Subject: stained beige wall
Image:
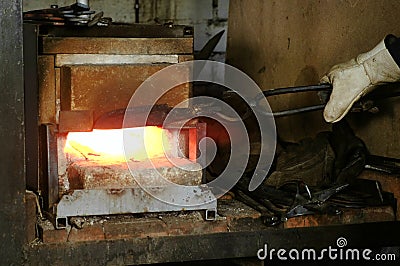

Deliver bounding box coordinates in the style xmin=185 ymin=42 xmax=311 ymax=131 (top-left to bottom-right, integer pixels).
xmin=227 ymin=0 xmax=400 ymax=157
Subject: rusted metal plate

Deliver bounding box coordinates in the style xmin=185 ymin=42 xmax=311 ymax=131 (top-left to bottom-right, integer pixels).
xmin=55 ymin=54 xmax=179 ymax=67
xmin=38 ymin=55 xmax=56 ymax=124
xmin=157 ymin=212 xmax=227 ymax=236
xmin=59 ymin=110 xmax=93 ymax=133
xmin=67 ymin=158 xmax=202 ymax=189
xmin=60 ymin=64 xmax=190 ymax=121
xmin=103 ymin=217 xmax=168 ymax=240
xmin=284 ymin=206 xmax=395 ymax=229
xmin=41 ymin=37 xmax=193 ymax=55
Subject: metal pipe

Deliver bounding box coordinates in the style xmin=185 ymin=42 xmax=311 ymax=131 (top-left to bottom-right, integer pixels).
xmin=272 ymin=104 xmax=326 ymax=117
xmin=249 ymin=83 xmax=332 ymax=107
xmin=262 ymin=83 xmax=332 ymax=97
xmin=135 ymin=0 xmax=140 ymax=23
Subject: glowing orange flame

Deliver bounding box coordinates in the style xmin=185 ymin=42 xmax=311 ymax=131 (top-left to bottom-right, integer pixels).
xmin=65 ymin=126 xmax=172 ymax=163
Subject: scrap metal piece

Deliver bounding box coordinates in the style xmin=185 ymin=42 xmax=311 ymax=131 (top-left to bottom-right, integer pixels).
xmin=23 ymin=2 xmax=95 ymax=26
xmin=88 ymin=11 xmax=103 ymax=27
xmin=312 ymin=183 xmax=350 ymax=203
xmin=195 ymin=30 xmax=225 ymax=60
xmin=284 ymin=182 xmax=349 ymax=219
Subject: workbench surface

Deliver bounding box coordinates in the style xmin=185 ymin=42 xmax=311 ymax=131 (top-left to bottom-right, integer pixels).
xmin=26 ymin=198 xmax=399 ymax=265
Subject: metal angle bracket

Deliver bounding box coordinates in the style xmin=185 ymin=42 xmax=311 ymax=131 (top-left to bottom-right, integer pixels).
xmin=54 ymin=185 xmax=217 ymax=229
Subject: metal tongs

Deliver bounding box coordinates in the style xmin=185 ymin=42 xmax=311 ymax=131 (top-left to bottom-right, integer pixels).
xmin=107 ymin=83 xmax=400 ymax=126
xmin=223 ymin=82 xmax=400 ymax=119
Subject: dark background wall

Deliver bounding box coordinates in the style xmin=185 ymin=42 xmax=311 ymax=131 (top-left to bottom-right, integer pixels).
xmin=227 ymin=0 xmax=400 ymax=157
xmin=0 ymin=0 xmax=26 ymax=265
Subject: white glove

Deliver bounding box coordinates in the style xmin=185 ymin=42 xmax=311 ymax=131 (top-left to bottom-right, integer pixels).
xmin=321 ymin=38 xmax=400 ymax=123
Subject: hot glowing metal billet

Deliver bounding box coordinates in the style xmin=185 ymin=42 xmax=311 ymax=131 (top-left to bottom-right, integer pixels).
xmin=65 ymin=126 xmax=172 ymax=163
